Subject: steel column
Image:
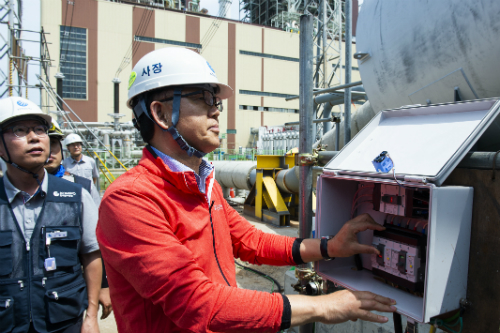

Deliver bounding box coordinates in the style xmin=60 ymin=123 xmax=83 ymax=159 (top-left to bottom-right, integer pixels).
xmin=298 ymin=13 xmax=314 ymax=333
xmin=344 ymin=0 xmax=352 ymax=144
xmin=55 ymin=73 xmax=65 ymax=123
xmin=112 ymin=78 xmax=121 ymax=114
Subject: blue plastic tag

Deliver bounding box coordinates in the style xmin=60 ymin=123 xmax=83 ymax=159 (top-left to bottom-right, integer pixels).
xmin=372 ymin=151 xmax=394 ymax=173
xmin=44 ymin=258 xmax=57 ymax=271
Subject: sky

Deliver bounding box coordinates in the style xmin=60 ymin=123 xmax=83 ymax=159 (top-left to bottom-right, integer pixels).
xmin=200 ymin=0 xmax=241 ymax=20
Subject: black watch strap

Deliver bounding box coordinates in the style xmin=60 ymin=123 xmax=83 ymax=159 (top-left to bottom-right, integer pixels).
xmin=320 ymin=237 xmax=335 ymax=261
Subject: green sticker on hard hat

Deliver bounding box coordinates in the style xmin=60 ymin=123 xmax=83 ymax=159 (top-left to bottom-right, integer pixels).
xmin=128 ymin=71 xmax=137 ymax=90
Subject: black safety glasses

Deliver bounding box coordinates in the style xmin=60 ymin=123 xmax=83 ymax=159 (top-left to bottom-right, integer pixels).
xmin=160 ymin=90 xmax=223 ymax=112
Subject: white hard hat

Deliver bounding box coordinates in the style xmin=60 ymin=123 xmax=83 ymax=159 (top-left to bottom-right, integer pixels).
xmin=64 ymin=133 xmax=83 ymax=146
xmin=0 ymin=97 xmax=52 ymax=126
xmin=126 ymin=47 xmax=233 ymax=108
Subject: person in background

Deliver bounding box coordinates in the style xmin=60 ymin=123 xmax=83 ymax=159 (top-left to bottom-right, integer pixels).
xmin=62 ymin=133 xmax=99 ymax=185
xmin=0 ymin=96 xmax=101 ymax=333
xmin=45 ymin=124 xmax=100 ymax=207
xmin=45 ymin=122 xmax=112 ymax=320
xmin=97 ymin=48 xmax=396 ymax=333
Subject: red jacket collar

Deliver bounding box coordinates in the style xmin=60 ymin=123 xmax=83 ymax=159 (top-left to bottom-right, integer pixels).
xmin=138 ymin=146 xmax=214 ymax=196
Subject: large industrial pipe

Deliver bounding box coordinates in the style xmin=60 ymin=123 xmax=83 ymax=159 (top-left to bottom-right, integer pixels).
xmin=211 ymin=161 xmax=257 ymax=191
xmin=313 ymin=86 xmax=366 ymax=105
xmin=276 ymin=167 xmax=299 ymax=194
xmin=356 ymin=0 xmax=500 ymax=113
xmin=314 ymin=100 xmax=377 ymax=151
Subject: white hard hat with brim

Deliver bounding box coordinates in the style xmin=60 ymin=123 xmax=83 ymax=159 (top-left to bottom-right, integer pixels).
xmin=0 ymin=97 xmax=52 ymax=127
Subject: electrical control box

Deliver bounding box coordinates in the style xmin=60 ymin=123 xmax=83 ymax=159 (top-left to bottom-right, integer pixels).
xmin=315 ymin=99 xmax=500 ymax=323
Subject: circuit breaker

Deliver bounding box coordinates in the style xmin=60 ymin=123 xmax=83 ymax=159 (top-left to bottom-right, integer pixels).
xmin=315 ymin=99 xmax=500 ymax=323
xmin=378 ymin=184 xmax=406 ymax=215
xmin=371 ymin=226 xmax=425 ymax=291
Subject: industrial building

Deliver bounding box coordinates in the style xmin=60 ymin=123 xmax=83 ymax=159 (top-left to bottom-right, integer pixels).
xmin=37 ymin=0 xmax=360 ymax=150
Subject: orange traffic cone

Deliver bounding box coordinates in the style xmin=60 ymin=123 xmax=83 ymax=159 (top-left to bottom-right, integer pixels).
xmin=230 ymin=188 xmax=235 ymax=198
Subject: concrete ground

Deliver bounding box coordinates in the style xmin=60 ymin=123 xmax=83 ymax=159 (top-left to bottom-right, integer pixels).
xmin=97 ymin=208 xmax=298 ymax=333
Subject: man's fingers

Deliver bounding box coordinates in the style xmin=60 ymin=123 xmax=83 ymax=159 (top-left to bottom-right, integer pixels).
xmin=359 ymin=299 xmax=397 ymax=313
xmin=355 ymin=291 xmax=396 ymax=306
xmin=353 ymin=219 xmax=385 ymax=233
xmin=356 ymin=310 xmax=390 ymax=323
xmin=353 ymin=243 xmax=381 ymax=255
xmin=372 ymin=294 xmax=397 ymax=306
xmin=100 ymin=305 xmax=112 ymax=320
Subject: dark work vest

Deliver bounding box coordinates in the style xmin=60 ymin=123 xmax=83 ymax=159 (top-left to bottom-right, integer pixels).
xmin=72 ymin=175 xmax=91 ymax=195
xmin=0 ymin=174 xmax=88 ymax=333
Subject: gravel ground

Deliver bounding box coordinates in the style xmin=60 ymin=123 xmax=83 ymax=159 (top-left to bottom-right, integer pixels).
xmin=98 ymin=207 xmax=299 ymax=332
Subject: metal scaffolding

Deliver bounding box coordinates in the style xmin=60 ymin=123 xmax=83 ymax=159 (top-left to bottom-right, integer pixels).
xmin=0 ymin=1 xmax=53 ymax=109
xmin=312 ymin=0 xmax=345 ymax=140
xmin=239 ymin=0 xmax=356 ymax=141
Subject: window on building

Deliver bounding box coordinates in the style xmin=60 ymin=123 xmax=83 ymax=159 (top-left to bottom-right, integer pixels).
xmin=239 ymin=89 xmax=296 ymax=99
xmin=135 ymin=35 xmax=202 ymax=50
xmin=59 ymin=26 xmax=87 ymax=99
xmin=239 ymin=104 xmax=299 ymax=113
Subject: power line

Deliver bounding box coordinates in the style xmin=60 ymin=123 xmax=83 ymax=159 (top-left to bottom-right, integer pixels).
xmin=131 ymin=8 xmax=153 ymax=61
xmin=57 ymin=0 xmax=70 ymax=72
xmin=200 ymin=1 xmax=233 ymax=53
xmin=61 ymin=1 xmax=75 ymax=65
xmin=115 ymin=7 xmax=153 ymax=77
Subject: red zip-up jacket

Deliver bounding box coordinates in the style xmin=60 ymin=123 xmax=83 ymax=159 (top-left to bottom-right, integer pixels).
xmin=97 ymin=147 xmax=299 ymax=332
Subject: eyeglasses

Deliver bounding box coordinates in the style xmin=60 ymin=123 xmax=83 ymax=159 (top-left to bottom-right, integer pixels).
xmin=160 ymin=90 xmax=223 ymax=112
xmin=5 ymin=124 xmax=49 ymax=138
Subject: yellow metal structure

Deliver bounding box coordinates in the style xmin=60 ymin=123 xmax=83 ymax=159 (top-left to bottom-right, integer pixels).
xmin=245 ymin=153 xmax=298 ymax=226
xmin=255 ymin=170 xmax=263 ymax=219
xmin=256 ymin=154 xmax=295 ymax=169
xmin=262 ymin=176 xmax=289 ymax=213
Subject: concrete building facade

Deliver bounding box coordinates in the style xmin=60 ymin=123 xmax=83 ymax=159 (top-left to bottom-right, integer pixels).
xmin=41 ymin=0 xmax=359 ymax=149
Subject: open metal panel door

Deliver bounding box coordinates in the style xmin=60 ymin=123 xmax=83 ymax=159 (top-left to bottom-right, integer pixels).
xmin=324 ymin=98 xmax=500 ymax=186
xmin=424 ymin=185 xmax=473 ymax=322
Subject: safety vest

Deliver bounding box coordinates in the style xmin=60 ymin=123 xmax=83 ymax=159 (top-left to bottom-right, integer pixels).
xmin=0 ymin=174 xmax=87 ymax=333
xmin=73 ymin=174 xmax=91 ymax=194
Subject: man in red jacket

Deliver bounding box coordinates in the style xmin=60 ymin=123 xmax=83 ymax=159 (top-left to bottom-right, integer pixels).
xmin=96 ymin=47 xmax=396 ymax=333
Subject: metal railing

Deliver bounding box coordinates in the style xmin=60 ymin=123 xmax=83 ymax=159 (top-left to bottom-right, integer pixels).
xmin=206 ymin=148 xmax=288 ymax=161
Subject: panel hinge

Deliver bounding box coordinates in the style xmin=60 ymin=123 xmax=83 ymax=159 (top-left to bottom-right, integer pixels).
xmin=404 ymin=175 xmax=428 ymax=184
xmin=295 ymin=153 xmax=318 ymax=166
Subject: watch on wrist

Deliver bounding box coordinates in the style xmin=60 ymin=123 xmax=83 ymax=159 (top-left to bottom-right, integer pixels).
xmin=320 ymin=236 xmax=335 ymax=261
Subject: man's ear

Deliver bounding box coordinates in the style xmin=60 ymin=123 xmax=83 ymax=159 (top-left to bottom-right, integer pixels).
xmin=150 ymin=101 xmax=171 ymax=130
